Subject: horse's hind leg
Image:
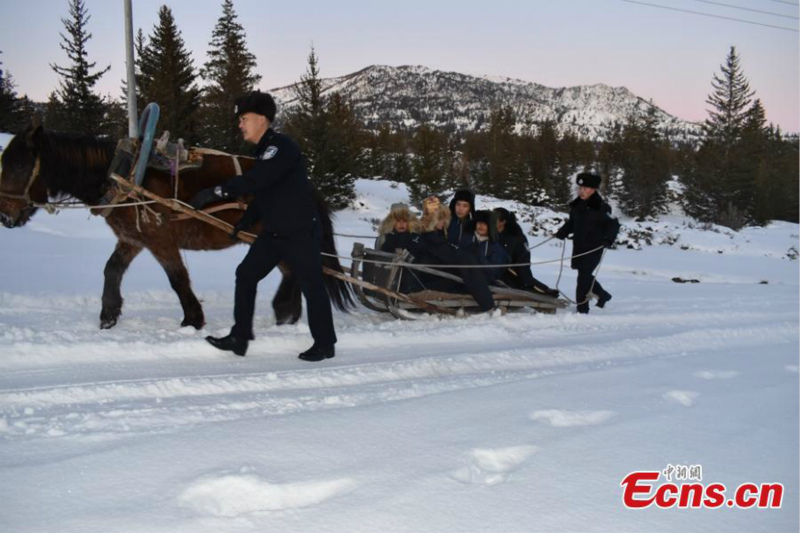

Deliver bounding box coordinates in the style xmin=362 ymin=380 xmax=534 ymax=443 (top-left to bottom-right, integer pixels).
xmin=149 ymin=244 xmax=205 ymax=329
xmin=273 ymin=271 xmax=302 ymax=325
xmin=100 ymin=240 xmax=143 ymax=329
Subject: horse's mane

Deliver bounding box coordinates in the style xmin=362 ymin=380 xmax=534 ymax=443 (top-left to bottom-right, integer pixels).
xmin=39 ymin=131 xmax=116 ymax=204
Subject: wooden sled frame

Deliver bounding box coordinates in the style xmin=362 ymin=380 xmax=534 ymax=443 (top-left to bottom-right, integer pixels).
xmin=350 ymin=242 xmax=567 ymax=320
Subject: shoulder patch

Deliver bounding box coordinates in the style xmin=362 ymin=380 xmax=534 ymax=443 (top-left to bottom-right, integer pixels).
xmin=261 ymin=145 xmax=279 ymax=160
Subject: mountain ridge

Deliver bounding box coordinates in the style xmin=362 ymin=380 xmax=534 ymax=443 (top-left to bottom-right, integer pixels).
xmin=269 ymin=64 xmax=701 ymax=142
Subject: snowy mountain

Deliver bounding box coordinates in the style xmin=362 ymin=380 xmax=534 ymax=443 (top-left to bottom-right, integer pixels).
xmin=270 ymin=65 xmax=701 ymax=142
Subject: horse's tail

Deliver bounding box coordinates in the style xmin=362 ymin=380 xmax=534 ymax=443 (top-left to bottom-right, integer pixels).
xmin=314 ymin=191 xmax=356 ymax=312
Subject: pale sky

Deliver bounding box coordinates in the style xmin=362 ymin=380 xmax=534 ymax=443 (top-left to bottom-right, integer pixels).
xmin=1 ymin=0 xmax=798 ymax=131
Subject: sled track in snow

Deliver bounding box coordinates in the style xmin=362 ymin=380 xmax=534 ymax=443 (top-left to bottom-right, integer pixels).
xmin=1 ymin=320 xmax=796 ymax=442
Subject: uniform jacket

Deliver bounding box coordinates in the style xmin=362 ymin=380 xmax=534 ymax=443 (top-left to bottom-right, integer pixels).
xmin=222 ymin=128 xmax=317 ymax=237
xmin=555 ymin=192 xmax=620 ymax=270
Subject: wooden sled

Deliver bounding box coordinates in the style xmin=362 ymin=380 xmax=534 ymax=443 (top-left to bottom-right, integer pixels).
xmin=350 ymin=242 xmax=568 ymax=320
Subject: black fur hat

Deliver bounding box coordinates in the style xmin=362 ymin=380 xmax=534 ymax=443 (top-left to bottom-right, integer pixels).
xmin=492 ymin=207 xmax=523 ymax=237
xmin=576 ymin=172 xmax=601 ymax=189
xmin=234 ymin=91 xmax=277 ymax=122
xmin=474 ymin=210 xmax=499 ymax=241
xmin=449 ymin=189 xmax=476 ymax=216
xmin=473 ymin=210 xmax=491 ymax=225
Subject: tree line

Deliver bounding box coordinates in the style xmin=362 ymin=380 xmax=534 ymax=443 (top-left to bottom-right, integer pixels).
xmin=0 ymin=0 xmax=796 ymax=225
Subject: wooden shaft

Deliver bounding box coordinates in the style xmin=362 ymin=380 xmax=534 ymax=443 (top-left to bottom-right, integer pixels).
xmin=110 ymin=173 xmax=256 ymax=242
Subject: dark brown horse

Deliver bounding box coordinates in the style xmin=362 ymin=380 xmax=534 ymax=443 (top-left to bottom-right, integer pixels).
xmin=0 ymin=124 xmax=353 ymax=329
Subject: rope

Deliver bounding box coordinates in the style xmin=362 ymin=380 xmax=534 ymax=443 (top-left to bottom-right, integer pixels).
xmin=334 ymin=232 xmax=558 ymax=251
xmin=552 ymin=240 xmax=607 ymax=306
xmin=527 ymin=235 xmax=555 ymax=250
xmin=321 ymin=244 xmax=606 ymax=269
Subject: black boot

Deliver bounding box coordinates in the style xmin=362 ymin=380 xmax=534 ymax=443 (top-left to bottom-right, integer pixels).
xmin=298 ymin=344 xmax=335 ymax=362
xmin=596 ymin=292 xmax=612 ymax=309
xmin=206 ymin=334 xmax=249 ymax=356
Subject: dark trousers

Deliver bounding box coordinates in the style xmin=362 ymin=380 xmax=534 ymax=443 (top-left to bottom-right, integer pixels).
xmin=231 ymin=227 xmax=336 ymax=346
xmin=504 ymin=266 xmax=554 ymax=294
xmin=576 ymin=267 xmax=610 ymax=313
xmin=424 ymin=267 xmax=495 ymax=312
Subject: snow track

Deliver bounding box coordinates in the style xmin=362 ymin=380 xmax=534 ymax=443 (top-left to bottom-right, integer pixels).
xmin=2 ymin=301 xmax=795 ymax=442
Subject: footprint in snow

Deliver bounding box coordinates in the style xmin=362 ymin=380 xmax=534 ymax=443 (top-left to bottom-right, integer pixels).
xmin=693 ymin=370 xmax=740 ymax=380
xmin=529 ymin=409 xmax=616 ymax=427
xmin=663 ymin=390 xmax=700 ymax=407
xmin=450 ymin=445 xmax=538 ymax=486
xmin=178 ymin=472 xmax=358 ymax=517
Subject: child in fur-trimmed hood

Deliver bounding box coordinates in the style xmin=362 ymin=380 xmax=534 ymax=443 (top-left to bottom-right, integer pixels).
xmin=377 ymin=203 xmax=421 ymax=253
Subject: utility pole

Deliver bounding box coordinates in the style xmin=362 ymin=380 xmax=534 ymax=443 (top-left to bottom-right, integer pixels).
xmin=124 ymin=0 xmax=138 ymax=137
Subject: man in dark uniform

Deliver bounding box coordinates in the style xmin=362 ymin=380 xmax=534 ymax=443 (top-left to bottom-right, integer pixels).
xmin=189 ymin=91 xmax=336 ymax=361
xmin=555 ymin=172 xmax=620 ymax=314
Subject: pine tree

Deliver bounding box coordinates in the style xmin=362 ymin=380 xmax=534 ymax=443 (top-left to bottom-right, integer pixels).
xmin=314 ymin=92 xmax=363 ymax=208
xmin=199 ymin=0 xmax=260 ymax=152
xmin=118 ymin=29 xmax=147 ymax=114
xmin=15 ymin=95 xmax=37 ymax=130
xmin=284 ymin=46 xmax=362 ymax=209
xmin=0 ymin=51 xmax=22 ymax=132
xmin=485 ymin=105 xmax=516 ymax=197
xmin=766 ymin=131 xmax=799 ymax=223
xmin=704 ymin=46 xmax=754 ymax=147
xmin=538 ymin=120 xmax=571 ymax=208
xmin=615 ymin=105 xmax=671 ymax=220
xmin=137 ymin=6 xmax=202 ymax=143
xmin=508 ymin=133 xmax=547 ymax=206
xmin=285 ymin=46 xmax=327 ymax=177
xmin=684 ymin=47 xmax=756 ymax=228
xmin=408 ymin=123 xmax=448 ymax=205
xmin=49 ymin=0 xmax=110 ymax=134
xmin=365 ymin=123 xmax=391 ymax=178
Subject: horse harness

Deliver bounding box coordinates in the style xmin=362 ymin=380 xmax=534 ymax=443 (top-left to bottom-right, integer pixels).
xmin=0 ymin=143 xmax=248 ymax=227
xmin=0 ymin=156 xmax=41 ymax=204
xmin=99 ymin=146 xmax=250 ymax=221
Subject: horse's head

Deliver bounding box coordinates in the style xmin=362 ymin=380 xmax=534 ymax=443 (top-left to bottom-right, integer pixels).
xmin=0 ymin=125 xmax=44 ymax=228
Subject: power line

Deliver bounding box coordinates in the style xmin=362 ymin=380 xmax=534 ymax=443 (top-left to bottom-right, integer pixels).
xmin=691 ymin=0 xmax=798 ymax=19
xmin=765 ymin=0 xmax=798 ymax=7
xmin=620 ymin=0 xmax=799 ymax=32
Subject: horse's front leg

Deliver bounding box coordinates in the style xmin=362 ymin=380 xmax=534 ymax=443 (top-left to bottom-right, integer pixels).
xmin=100 ymin=240 xmax=143 ymax=329
xmin=273 ymin=263 xmax=302 ymax=325
xmin=148 ymin=244 xmax=205 ymax=329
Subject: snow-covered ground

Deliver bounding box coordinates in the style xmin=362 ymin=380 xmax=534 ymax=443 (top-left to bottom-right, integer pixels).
xmin=1 ymin=132 xmax=798 ymax=532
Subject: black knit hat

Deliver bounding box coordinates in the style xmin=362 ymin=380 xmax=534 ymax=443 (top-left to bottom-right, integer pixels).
xmin=234 ymin=91 xmax=277 ymax=122
xmin=576 ymin=172 xmax=601 ymax=189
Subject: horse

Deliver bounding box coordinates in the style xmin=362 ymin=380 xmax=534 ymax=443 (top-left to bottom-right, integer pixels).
xmin=0 ymin=124 xmax=354 ymax=329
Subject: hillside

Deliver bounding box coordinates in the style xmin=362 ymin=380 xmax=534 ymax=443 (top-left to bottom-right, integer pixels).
xmin=271 ymin=65 xmax=701 ymax=142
